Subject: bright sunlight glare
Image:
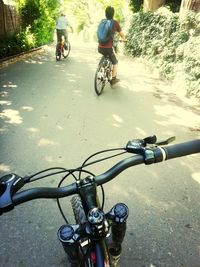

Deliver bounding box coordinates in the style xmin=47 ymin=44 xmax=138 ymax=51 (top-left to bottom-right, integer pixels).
xmin=0 ymin=109 xmax=23 ymax=124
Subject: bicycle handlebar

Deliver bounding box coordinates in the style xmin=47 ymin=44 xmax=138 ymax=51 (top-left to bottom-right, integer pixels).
xmin=12 ymin=155 xmax=144 ymax=206
xmin=162 ymin=140 xmax=200 ymax=160
xmin=2 ymin=139 xmax=200 ymax=212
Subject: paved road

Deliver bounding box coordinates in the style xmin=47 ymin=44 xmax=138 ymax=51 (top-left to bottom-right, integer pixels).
xmin=0 ymin=40 xmax=200 ymax=267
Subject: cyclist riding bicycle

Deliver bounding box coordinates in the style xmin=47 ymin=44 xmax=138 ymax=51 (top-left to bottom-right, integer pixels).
xmin=56 ymin=12 xmax=73 ymax=52
xmin=97 ymin=6 xmax=126 ymax=86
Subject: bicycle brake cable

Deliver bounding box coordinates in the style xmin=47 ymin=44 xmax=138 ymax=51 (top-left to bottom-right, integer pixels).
xmin=78 ymin=148 xmax=127 ymax=180
xmin=24 ymin=167 xmax=70 ymax=183
xmin=56 ymin=170 xmax=78 ymax=224
xmin=57 ymin=169 xmax=96 ymax=223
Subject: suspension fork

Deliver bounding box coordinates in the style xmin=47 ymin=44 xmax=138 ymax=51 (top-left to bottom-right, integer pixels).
xmin=105 ymin=203 xmax=129 ymax=267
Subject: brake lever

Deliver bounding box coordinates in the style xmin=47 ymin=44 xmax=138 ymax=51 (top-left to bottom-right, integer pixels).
xmin=126 ymin=135 xmax=176 ymax=165
xmin=143 ymin=135 xmax=157 ymax=145
xmin=126 ymin=135 xmax=157 ymax=153
xmin=156 ymin=136 xmax=176 ymax=146
xmin=0 ymin=174 xmax=25 ymax=214
xmin=126 ymin=135 xmax=176 ymax=152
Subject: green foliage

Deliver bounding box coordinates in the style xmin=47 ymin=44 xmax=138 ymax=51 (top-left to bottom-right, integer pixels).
xmin=125 ymin=9 xmax=200 ymax=97
xmin=129 ymin=0 xmax=143 ymax=12
xmin=181 ymin=36 xmax=200 ymax=97
xmin=19 ymin=0 xmax=40 ymax=27
xmin=0 ymin=27 xmax=36 ymax=59
xmin=1 ymin=0 xmax=60 ymax=58
xmin=126 ymin=11 xmax=181 ymax=59
xmin=63 ymin=0 xmax=129 ymax=42
xmin=18 ymin=0 xmax=59 ymax=45
xmin=64 ymin=0 xmax=126 ymax=29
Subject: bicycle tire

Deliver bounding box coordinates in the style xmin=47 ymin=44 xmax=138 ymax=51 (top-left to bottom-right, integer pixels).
xmin=63 ymin=41 xmax=71 ymax=59
xmin=71 ymin=195 xmax=87 ymax=224
xmin=94 ymin=64 xmax=106 ymax=96
xmin=56 ymin=50 xmax=61 ymax=61
xmin=71 ymin=196 xmax=94 ymax=267
xmin=71 ymin=196 xmax=111 ymax=267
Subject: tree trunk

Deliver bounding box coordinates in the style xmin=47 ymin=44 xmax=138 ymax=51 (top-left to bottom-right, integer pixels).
xmin=143 ymin=0 xmax=166 ymax=11
xmin=180 ymin=0 xmax=200 ymax=13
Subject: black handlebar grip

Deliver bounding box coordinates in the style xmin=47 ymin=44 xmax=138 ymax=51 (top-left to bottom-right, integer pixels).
xmin=163 ymin=139 xmax=200 ymax=160
xmin=0 ymin=174 xmax=25 ymax=213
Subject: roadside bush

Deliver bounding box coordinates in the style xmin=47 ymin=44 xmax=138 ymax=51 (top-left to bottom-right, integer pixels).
xmin=32 ymin=16 xmax=55 ymax=46
xmin=0 ymin=27 xmax=36 ymax=59
xmin=181 ymin=36 xmax=200 ymax=97
xmin=125 ymin=9 xmax=200 ymax=98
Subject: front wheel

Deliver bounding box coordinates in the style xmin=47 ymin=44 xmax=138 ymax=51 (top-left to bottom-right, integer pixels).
xmin=94 ymin=64 xmax=106 ymax=96
xmin=71 ymin=195 xmax=86 ymax=224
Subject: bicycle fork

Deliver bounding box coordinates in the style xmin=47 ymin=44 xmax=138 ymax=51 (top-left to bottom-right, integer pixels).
xmin=107 ymin=203 xmax=128 ymax=267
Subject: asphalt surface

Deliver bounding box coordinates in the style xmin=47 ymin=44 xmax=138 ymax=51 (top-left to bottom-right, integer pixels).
xmin=0 ymin=39 xmax=200 ymax=267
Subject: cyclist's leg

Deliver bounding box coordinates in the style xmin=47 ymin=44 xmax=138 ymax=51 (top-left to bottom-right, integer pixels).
xmin=108 ymin=49 xmax=118 ymax=78
xmin=56 ymin=29 xmax=60 ymax=43
xmin=56 ymin=30 xmax=62 ymax=50
xmin=98 ymin=47 xmax=107 ymax=61
xmin=98 ymin=47 xmax=113 ymax=67
xmin=107 ymin=49 xmax=120 ymax=85
xmin=63 ymin=29 xmax=68 ymax=49
xmin=99 ymin=47 xmax=118 ymax=75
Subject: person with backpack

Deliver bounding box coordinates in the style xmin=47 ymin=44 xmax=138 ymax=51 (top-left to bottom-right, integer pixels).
xmin=97 ymin=6 xmax=126 ymax=85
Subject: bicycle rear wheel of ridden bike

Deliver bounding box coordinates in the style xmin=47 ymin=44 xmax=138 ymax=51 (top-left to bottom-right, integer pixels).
xmin=94 ymin=63 xmax=106 ymax=96
xmin=63 ymin=41 xmax=71 ymax=59
xmin=56 ymin=49 xmax=61 ymax=61
xmin=71 ymin=196 xmax=94 ymax=267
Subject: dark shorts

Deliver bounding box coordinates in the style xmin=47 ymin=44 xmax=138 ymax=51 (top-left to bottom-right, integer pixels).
xmin=98 ymin=47 xmax=118 ymax=65
xmin=56 ymin=29 xmax=68 ymax=43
